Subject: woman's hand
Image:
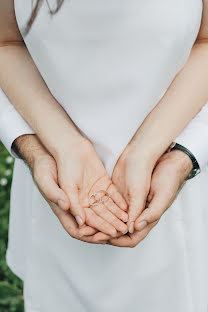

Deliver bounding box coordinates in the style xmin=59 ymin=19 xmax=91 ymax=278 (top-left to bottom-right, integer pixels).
xmin=108 ymin=147 xmax=193 ymax=247
xmin=33 ymin=153 xmax=108 ymax=244
xmin=55 ymin=138 xmax=128 ymax=237
xmin=111 ymin=141 xmax=154 ymax=234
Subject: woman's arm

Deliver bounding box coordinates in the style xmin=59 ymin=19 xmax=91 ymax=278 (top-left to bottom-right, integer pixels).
xmin=0 ymin=0 xmax=84 ymax=159
xmin=130 ymin=0 xmax=208 ymax=166
xmin=0 ymin=0 xmax=128 ymax=236
xmin=111 ymin=0 xmax=208 ymax=236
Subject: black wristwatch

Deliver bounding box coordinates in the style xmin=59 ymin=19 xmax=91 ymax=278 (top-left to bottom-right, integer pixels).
xmin=167 ymin=142 xmax=201 ymax=180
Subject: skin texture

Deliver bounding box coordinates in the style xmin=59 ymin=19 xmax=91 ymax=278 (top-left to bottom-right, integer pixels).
xmin=109 ymin=150 xmax=193 ymax=247
xmin=14 ymin=134 xmax=193 ymax=247
xmin=0 ymin=1 xmax=128 ymax=233
xmin=14 ymin=134 xmax=128 ymax=242
xmin=1 ymin=0 xmax=208 ymax=247
xmin=54 ymin=138 xmax=128 ymax=236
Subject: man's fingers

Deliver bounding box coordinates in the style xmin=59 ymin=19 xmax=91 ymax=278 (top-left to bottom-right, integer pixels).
xmin=110 ymin=222 xmax=157 ymax=247
xmin=65 ymin=186 xmax=86 ymax=226
xmin=51 ymin=203 xmax=80 ymax=238
xmin=36 ymin=173 xmax=70 ymax=211
xmin=92 ymin=232 xmax=111 ymax=241
xmin=80 ymin=235 xmax=107 ymax=245
xmin=51 ymin=205 xmax=106 ymax=244
xmin=134 ymin=194 xmax=168 ymax=231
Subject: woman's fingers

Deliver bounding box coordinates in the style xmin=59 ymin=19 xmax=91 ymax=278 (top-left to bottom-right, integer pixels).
xmin=104 ymin=198 xmax=128 ymax=222
xmin=92 ymin=204 xmax=128 ymax=234
xmin=127 ymin=187 xmax=148 ymax=234
xmin=107 ymin=184 xmax=128 ymax=211
xmin=85 ymin=208 xmax=118 ymax=237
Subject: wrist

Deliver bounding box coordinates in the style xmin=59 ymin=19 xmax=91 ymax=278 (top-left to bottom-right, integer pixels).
xmin=126 ymin=139 xmax=160 ymax=168
xmin=159 ymin=149 xmax=194 ymax=180
xmin=54 ymin=135 xmax=92 ymax=162
xmin=13 ymin=134 xmax=51 ymax=170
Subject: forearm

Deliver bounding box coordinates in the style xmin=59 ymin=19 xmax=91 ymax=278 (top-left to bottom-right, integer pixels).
xmin=131 ymin=41 xmax=208 ymax=164
xmin=0 ymin=43 xmax=84 ymax=158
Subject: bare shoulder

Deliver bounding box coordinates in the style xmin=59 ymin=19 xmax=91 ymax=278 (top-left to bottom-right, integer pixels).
xmin=0 ymin=0 xmax=23 ymax=44
xmin=196 ymin=0 xmax=208 ymax=41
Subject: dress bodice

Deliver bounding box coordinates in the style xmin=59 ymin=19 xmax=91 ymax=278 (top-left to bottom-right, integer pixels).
xmin=14 ymin=0 xmax=202 ymax=175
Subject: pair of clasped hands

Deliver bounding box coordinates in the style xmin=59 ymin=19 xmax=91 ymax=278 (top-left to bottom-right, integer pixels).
xmin=31 ymin=135 xmax=192 ymax=248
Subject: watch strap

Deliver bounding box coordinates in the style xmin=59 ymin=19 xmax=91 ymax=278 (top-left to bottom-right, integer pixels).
xmin=168 ymin=142 xmax=201 ymax=179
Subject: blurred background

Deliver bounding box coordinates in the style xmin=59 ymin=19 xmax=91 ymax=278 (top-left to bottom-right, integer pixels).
xmin=0 ymin=142 xmax=24 ymax=312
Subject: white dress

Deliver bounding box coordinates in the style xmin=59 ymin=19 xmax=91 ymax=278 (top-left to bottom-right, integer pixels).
xmin=5 ymin=0 xmax=208 ymax=311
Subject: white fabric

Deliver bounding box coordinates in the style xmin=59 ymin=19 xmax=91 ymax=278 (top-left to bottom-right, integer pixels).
xmin=0 ymin=2 xmax=207 ymax=170
xmin=4 ymin=0 xmax=208 ymax=311
xmin=0 ymin=88 xmax=35 ymax=158
xmin=174 ymin=101 xmax=208 ymax=171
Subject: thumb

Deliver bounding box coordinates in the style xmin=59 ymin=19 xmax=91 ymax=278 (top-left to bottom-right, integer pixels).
xmin=134 ymin=194 xmax=169 ymax=231
xmin=65 ymin=186 xmax=86 ymax=227
xmin=35 ymin=174 xmax=70 ymax=211
xmin=128 ymin=188 xmax=149 ymax=234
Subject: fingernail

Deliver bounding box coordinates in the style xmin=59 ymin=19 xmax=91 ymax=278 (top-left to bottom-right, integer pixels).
xmin=137 ymin=220 xmax=148 ymax=232
xmin=99 ymin=241 xmax=107 ymax=245
xmin=123 ymin=215 xmax=129 ymax=222
xmin=121 ymin=224 xmax=128 ymax=234
xmin=111 ymin=229 xmax=118 ymax=237
xmin=58 ymin=199 xmax=65 ymax=208
xmin=129 ymin=221 xmax=135 ymax=234
xmin=75 ymin=216 xmax=84 ymax=226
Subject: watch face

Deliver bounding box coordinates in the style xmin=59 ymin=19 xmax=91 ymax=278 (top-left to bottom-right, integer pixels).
xmin=187 ymin=168 xmax=201 ymax=180
xmin=195 ymin=168 xmax=201 ymax=176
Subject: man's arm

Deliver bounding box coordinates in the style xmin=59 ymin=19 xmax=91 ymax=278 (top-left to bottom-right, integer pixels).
xmin=174 ymin=101 xmax=208 ymax=172
xmin=0 ymin=87 xmax=35 ymax=158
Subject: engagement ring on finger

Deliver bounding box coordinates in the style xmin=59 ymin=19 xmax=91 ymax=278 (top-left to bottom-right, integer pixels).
xmin=89 ymin=190 xmax=110 ymax=207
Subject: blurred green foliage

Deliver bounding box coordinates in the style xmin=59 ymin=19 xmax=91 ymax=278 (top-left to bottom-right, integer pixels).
xmin=0 ymin=142 xmax=24 ymax=312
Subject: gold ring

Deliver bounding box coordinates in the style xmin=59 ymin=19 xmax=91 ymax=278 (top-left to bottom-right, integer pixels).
xmin=89 ymin=190 xmax=110 ymax=207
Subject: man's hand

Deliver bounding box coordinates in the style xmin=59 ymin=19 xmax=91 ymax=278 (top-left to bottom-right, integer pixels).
xmin=109 ymin=149 xmax=193 ymax=247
